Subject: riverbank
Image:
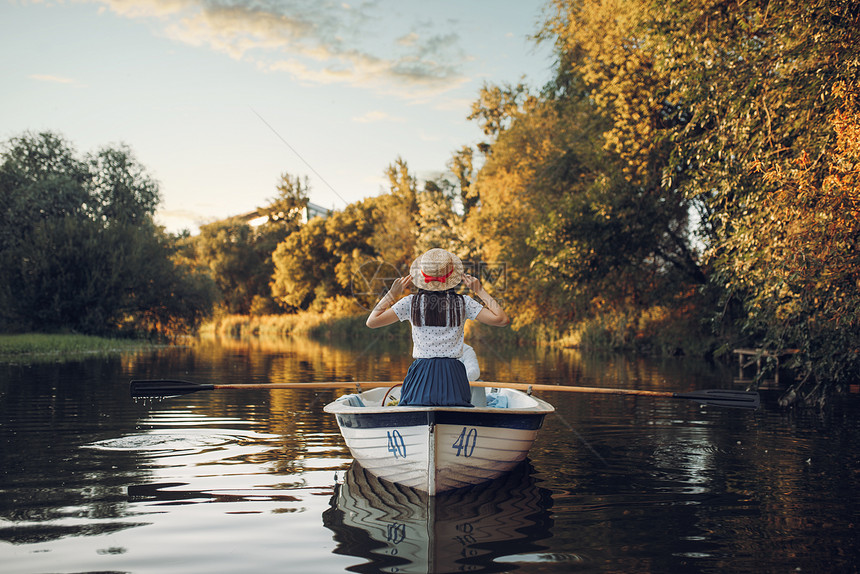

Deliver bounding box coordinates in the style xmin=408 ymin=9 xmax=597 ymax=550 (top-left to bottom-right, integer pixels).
xmin=0 ymin=333 xmax=160 ymax=363
xmin=200 ymin=301 xmax=717 ymax=357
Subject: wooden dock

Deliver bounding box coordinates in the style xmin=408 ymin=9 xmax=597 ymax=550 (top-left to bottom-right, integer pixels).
xmin=733 ymin=348 xmax=799 ymax=385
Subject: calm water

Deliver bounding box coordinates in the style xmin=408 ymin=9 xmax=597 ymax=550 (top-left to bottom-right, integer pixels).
xmin=1 ymin=334 xmax=859 ymax=574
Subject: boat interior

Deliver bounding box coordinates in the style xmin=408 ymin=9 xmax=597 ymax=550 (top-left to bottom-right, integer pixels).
xmin=335 ymin=385 xmax=538 ymax=409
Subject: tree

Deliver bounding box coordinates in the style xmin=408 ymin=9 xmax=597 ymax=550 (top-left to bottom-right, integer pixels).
xmin=643 ymin=0 xmax=860 ymax=243
xmin=252 ymin=173 xmax=309 ymax=314
xmin=123 ymin=226 xmax=218 ymax=336
xmin=467 ymin=82 xmax=536 ymax=146
xmin=257 ymin=172 xmax=309 ymax=232
xmin=531 ymin=0 xmax=860 ymax=388
xmin=716 ymin=83 xmax=860 ymax=392
xmin=385 ymin=156 xmax=418 ymax=211
xmin=448 ymin=146 xmax=479 ymax=215
xmin=270 ymin=161 xmax=427 ymax=313
xmin=539 ymin=0 xmax=705 ymax=284
xmin=541 ymin=0 xmax=672 ymax=185
xmin=415 ymin=179 xmax=466 ymax=256
xmin=0 ymin=131 xmax=215 ymax=336
xmin=185 ymin=173 xmax=310 ymax=315
xmin=452 ymin=2 xmax=713 ymax=345
xmin=271 ymin=216 xmax=331 ymax=310
xmin=413 ymin=152 xmax=483 ymax=265
xmin=271 ymin=201 xmax=379 ymax=311
xmin=374 ymin=158 xmax=418 ymax=270
xmin=640 ymin=0 xmax=860 ymax=393
xmin=194 ymin=218 xmax=262 ymax=315
xmin=88 ymin=145 xmax=160 ymax=225
xmin=466 ymin=95 xmax=566 ymax=327
xmin=0 ymin=131 xmax=88 ymax=256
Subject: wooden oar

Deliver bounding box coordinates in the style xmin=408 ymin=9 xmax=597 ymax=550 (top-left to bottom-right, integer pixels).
xmin=130 ymin=379 xmax=760 ymax=409
xmin=473 ymin=381 xmax=760 ymax=409
xmin=129 ymin=379 xmax=395 ymax=397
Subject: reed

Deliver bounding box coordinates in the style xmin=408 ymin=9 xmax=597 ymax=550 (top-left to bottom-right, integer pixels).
xmin=199 ymin=298 xmax=715 ymax=358
xmin=199 ymin=296 xmax=371 ymax=340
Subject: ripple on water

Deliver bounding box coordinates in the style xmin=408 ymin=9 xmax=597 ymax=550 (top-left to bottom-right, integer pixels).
xmin=83 ymin=427 xmax=281 ymax=457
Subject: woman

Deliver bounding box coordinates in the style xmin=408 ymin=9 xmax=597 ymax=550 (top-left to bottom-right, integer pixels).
xmin=366 ymin=248 xmax=509 ymax=406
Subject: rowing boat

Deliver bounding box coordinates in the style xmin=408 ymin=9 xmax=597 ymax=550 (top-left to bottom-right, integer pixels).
xmin=323 ymin=384 xmax=554 ymax=495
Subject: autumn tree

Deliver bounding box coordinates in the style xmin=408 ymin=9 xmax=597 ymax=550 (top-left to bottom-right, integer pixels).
xmin=449 ymin=146 xmax=478 ymax=215
xmin=531 ymin=0 xmax=860 ymax=390
xmin=539 ymin=0 xmax=705 ymax=281
xmin=717 ymin=83 xmax=860 ymax=394
xmin=257 ymin=173 xmax=310 ymax=231
xmin=467 ymin=82 xmax=536 ymax=153
xmin=271 ymin=200 xmax=379 ymax=311
xmin=370 ymin=157 xmax=418 ymax=271
xmin=465 ymin=103 xmax=552 ymax=325
xmin=415 ymin=178 xmax=471 ymax=259
xmin=271 ymin=216 xmax=333 ymax=310
xmin=252 ymin=173 xmax=309 ymax=314
xmin=640 ymin=0 xmax=860 ymax=394
xmin=270 ymin=159 xmax=431 ymax=312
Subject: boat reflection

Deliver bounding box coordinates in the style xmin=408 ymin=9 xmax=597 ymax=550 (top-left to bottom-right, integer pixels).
xmin=323 ymin=461 xmax=553 ymax=574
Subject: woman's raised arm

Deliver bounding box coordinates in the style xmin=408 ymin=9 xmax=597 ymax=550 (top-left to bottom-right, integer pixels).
xmin=462 ymin=274 xmax=509 ymax=327
xmin=366 ymin=275 xmax=412 ymax=328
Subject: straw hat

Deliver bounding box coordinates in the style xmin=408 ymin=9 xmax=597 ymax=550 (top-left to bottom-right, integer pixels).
xmin=410 ymin=248 xmax=464 ymax=291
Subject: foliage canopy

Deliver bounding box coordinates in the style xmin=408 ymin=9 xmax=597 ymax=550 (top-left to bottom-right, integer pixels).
xmin=0 ymin=131 xmax=216 ymax=337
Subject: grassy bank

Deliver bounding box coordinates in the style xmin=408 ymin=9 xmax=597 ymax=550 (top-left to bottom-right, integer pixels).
xmin=0 ymin=333 xmax=158 ymax=363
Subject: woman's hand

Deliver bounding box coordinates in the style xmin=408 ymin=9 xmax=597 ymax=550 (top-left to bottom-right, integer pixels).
xmin=389 ymin=275 xmax=413 ymax=298
xmin=366 ymin=275 xmax=412 ymax=329
xmin=462 ymin=274 xmax=482 ymax=293
xmin=464 ymin=274 xmax=510 ymax=327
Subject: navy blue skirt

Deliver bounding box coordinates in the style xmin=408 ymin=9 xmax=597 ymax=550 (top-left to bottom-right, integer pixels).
xmin=399 ymin=358 xmax=472 ymax=407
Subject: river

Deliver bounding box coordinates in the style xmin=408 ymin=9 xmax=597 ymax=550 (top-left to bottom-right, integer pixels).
xmin=1 ymin=334 xmax=858 ymax=573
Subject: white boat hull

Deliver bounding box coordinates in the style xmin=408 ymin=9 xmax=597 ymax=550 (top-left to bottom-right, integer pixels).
xmin=324 ymin=386 xmax=553 ymax=495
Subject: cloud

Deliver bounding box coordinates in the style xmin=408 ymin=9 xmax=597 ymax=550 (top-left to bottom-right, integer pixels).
xmin=416 ymin=129 xmax=442 ymax=142
xmin=432 ymin=96 xmax=474 ymax=112
xmin=352 ymin=110 xmax=404 ymax=123
xmin=29 ymin=74 xmax=78 ymax=84
xmin=396 ymin=32 xmax=419 ymax=47
xmin=89 ymin=0 xmax=470 ymax=99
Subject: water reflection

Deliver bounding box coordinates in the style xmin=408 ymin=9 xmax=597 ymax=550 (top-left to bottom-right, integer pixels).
xmin=3 ymin=337 xmax=860 ymax=574
xmin=323 ymin=462 xmax=553 ymax=574
xmin=191 ymin=334 xmax=414 ymax=385
xmin=127 ymin=481 xmax=303 ymax=506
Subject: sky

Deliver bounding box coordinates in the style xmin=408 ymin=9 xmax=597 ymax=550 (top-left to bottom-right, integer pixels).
xmin=1 ymin=0 xmax=555 ymax=233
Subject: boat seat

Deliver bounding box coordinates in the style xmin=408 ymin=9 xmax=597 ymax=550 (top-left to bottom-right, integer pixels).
xmin=470 ymin=385 xmax=487 ymax=407
xmin=338 ymin=393 xmax=366 ymax=407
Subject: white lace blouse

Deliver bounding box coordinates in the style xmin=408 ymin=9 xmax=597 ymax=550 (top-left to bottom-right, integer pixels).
xmin=391 ymin=294 xmax=483 ymax=359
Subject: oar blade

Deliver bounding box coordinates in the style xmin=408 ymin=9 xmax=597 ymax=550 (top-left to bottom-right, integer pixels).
xmin=130 ymin=379 xmax=214 ymax=398
xmin=675 ymin=389 xmax=761 ymax=410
